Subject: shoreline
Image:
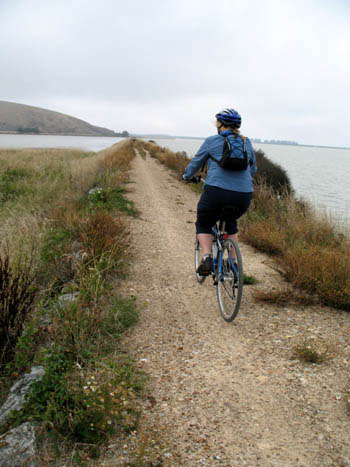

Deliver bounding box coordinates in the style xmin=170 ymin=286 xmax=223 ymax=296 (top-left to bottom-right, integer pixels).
xmin=1 ymin=132 xmax=349 ymax=149
xmin=0 ymin=131 xmax=122 ymax=137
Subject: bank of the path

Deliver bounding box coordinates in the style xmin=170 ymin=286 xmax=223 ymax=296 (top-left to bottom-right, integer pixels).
xmin=110 ymin=150 xmax=350 ymax=466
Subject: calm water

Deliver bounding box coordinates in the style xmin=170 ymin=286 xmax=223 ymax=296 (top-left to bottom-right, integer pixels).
xmin=0 ymin=134 xmax=124 ymax=152
xmin=1 ymin=134 xmax=349 ymax=224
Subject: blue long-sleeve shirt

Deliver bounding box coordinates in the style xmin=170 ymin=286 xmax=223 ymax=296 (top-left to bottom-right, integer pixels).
xmin=183 ymin=131 xmax=257 ymax=192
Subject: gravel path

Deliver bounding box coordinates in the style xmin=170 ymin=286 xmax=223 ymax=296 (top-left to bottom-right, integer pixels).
xmin=110 ymin=151 xmax=350 ymax=466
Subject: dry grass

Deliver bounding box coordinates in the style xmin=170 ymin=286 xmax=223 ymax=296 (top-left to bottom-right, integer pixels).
xmin=252 ymin=286 xmax=317 ymax=307
xmin=97 ymin=140 xmax=135 ymax=171
xmin=139 ymin=139 xmax=189 ymax=176
xmin=78 ymin=210 xmax=130 ymax=260
xmin=241 ymin=183 xmax=350 ymax=310
xmin=0 ymin=140 xmax=145 ymax=458
xmin=0 ymin=148 xmax=95 ymax=254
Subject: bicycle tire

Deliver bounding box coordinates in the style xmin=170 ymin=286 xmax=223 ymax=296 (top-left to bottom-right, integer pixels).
xmin=217 ymin=239 xmax=243 ymax=321
xmin=194 ymin=238 xmax=206 ymax=284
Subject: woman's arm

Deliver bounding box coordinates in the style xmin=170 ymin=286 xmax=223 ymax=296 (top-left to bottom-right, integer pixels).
xmin=183 ymin=139 xmax=210 ymax=180
xmin=246 ymin=138 xmax=257 ymax=176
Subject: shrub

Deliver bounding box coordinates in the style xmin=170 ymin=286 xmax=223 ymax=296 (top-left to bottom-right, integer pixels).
xmin=254 ymin=149 xmax=293 ymax=195
xmin=0 ymin=251 xmax=37 ymax=368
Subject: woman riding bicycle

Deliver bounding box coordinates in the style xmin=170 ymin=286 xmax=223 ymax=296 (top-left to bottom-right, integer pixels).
xmin=182 ymin=108 xmax=257 ymax=275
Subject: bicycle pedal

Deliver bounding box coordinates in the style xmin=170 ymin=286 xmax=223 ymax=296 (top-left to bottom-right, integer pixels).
xmin=198 ymin=270 xmax=210 ymax=277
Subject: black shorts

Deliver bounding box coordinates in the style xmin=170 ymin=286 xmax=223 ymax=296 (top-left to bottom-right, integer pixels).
xmin=196 ymin=185 xmax=252 ymax=235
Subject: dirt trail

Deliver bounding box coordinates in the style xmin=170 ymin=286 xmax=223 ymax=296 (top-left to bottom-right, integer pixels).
xmin=116 ymin=151 xmax=350 ymax=466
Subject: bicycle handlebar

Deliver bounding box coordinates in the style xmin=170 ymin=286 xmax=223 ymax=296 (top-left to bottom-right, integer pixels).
xmin=183 ymin=175 xmax=203 ymax=184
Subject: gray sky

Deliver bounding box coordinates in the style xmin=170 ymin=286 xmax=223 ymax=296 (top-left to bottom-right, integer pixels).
xmin=1 ymin=0 xmax=349 ymax=146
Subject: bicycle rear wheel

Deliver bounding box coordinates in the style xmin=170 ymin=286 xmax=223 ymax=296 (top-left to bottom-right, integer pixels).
xmin=194 ymin=238 xmax=206 ymax=283
xmin=217 ymin=239 xmax=243 ymax=321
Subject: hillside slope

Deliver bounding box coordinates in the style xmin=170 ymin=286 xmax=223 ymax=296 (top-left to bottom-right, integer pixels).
xmin=0 ymin=100 xmax=115 ymax=136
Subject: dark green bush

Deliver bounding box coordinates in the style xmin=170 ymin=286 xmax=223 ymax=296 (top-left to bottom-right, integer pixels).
xmin=254 ymin=149 xmax=293 ymax=195
xmin=0 ymin=252 xmax=37 ymax=369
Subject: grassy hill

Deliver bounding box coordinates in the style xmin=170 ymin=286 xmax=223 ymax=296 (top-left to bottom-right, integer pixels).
xmin=0 ymin=100 xmax=116 ymax=136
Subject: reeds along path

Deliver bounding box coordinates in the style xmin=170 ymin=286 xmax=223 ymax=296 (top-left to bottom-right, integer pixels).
xmin=0 ymin=140 xmax=142 ymax=452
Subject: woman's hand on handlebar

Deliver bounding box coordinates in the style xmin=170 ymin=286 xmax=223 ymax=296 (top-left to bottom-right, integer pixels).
xmin=182 ymin=174 xmax=202 ymax=184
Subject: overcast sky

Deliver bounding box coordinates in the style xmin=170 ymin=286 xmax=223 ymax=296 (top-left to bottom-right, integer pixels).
xmin=1 ymin=0 xmax=349 ymax=146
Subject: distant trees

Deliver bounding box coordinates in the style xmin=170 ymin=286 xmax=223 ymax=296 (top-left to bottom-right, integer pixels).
xmin=17 ymin=127 xmax=40 ymax=134
xmin=114 ymin=130 xmax=129 ymax=137
xmin=251 ymin=138 xmax=298 ymax=146
xmin=15 ymin=127 xmax=131 ymax=137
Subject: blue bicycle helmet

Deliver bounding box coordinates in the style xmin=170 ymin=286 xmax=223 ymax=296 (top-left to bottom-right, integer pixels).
xmin=215 ymin=108 xmax=241 ymax=128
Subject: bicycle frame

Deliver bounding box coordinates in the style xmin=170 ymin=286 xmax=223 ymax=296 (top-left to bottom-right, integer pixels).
xmin=211 ymin=223 xmax=238 ymax=283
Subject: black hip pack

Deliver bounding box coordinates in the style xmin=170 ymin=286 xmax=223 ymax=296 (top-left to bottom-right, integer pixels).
xmin=209 ymin=134 xmax=250 ymax=171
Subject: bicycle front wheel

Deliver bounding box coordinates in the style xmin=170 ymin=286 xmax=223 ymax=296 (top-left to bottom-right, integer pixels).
xmin=217 ymin=239 xmax=243 ymax=321
xmin=194 ymin=238 xmax=206 ymax=284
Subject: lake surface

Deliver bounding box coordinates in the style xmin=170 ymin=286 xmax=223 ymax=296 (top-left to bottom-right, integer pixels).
xmin=0 ymin=134 xmax=124 ymax=152
xmin=1 ymin=134 xmax=349 ymax=225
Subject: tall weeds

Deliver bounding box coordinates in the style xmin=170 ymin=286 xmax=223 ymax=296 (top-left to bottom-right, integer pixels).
xmin=0 ymin=140 xmax=144 ymax=458
xmin=241 ymin=183 xmax=350 ymax=310
xmin=0 ymin=250 xmax=37 ymax=368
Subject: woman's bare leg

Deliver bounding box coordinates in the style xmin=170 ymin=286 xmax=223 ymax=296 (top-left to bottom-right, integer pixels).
xmin=197 ymin=233 xmax=213 ymax=256
xmin=228 ymin=233 xmax=238 ymax=261
xmin=198 ymin=232 xmax=238 ymax=261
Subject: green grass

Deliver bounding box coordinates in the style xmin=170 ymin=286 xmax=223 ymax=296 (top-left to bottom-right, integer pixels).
xmin=82 ymin=186 xmax=138 ymax=216
xmin=293 ymin=340 xmax=327 ymax=364
xmin=243 ymin=274 xmax=258 ymax=285
xmin=40 ymin=227 xmax=72 ymax=264
xmin=0 ymin=167 xmax=36 ymax=202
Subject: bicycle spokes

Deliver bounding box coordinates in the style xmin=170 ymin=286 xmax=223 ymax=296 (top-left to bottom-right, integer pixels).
xmin=217 ymin=239 xmax=243 ymax=322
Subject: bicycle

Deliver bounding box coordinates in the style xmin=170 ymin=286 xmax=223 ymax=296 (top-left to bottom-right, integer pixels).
xmin=188 ymin=177 xmax=243 ymax=322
